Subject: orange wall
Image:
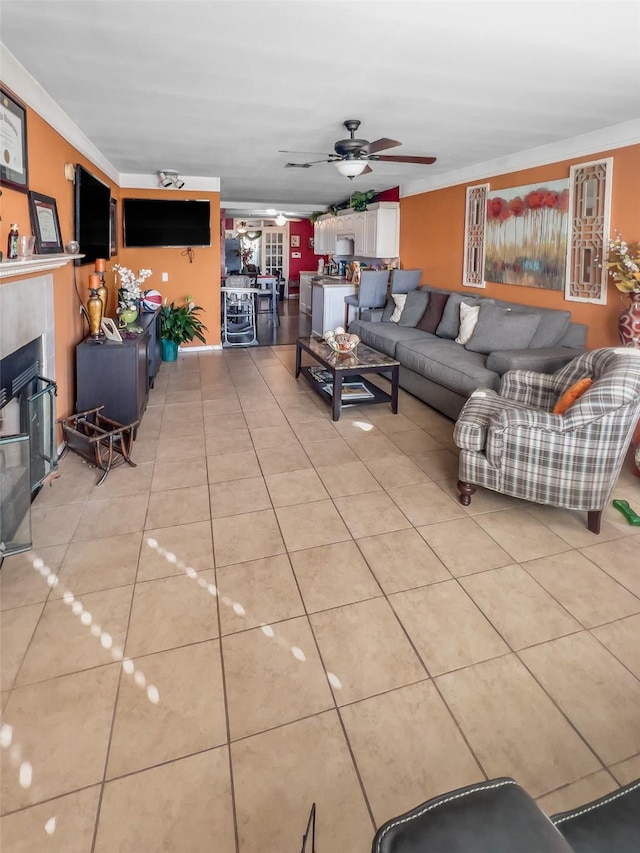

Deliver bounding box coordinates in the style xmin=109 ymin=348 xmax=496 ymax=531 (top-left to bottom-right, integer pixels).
xmin=400 ymin=144 xmax=640 ymax=349
xmin=1 ymin=92 xmax=120 ymax=426
xmin=1 ymin=86 xmax=221 ymax=434
xmin=117 ymin=187 xmax=220 ymax=348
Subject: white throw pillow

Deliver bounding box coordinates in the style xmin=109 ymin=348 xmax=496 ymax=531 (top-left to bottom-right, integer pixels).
xmin=390 ymin=293 xmax=407 ymax=323
xmin=455 ymin=301 xmax=480 ymax=344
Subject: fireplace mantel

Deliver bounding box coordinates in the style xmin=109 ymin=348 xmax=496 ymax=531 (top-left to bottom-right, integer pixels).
xmin=0 ymin=253 xmax=84 ymax=280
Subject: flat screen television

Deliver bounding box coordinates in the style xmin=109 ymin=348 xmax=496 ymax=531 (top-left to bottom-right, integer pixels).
xmin=74 ymin=165 xmax=111 ymax=266
xmin=123 ymin=199 xmax=211 ymax=248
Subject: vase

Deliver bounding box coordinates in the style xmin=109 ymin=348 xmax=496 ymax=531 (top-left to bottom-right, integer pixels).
xmin=161 ymin=338 xmax=178 ymax=362
xmin=119 ymin=306 xmax=138 ymax=326
xmin=618 ymin=291 xmax=640 ymax=348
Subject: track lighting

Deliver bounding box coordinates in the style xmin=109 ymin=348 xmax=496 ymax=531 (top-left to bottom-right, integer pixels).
xmin=158 ymin=170 xmax=184 ymax=189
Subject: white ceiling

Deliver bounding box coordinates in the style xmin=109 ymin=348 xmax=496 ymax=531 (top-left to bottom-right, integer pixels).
xmin=1 ymin=1 xmax=639 ymax=218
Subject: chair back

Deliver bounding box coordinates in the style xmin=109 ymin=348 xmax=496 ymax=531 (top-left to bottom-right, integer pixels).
xmin=225 ymin=274 xmax=252 ymax=288
xmin=552 ymin=348 xmax=640 ymax=426
xmin=358 ymin=269 xmax=390 ymax=308
xmin=244 ymin=264 xmax=259 ymax=285
xmin=390 ymin=269 xmax=422 ymax=293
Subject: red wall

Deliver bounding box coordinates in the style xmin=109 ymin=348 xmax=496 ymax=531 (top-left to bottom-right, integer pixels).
xmin=288 ymin=219 xmax=316 ymax=280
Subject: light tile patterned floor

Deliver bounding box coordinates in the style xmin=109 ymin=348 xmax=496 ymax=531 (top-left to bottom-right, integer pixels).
xmin=2 ymin=345 xmax=640 ymax=851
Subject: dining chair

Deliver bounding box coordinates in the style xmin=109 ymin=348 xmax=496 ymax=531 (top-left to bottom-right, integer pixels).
xmin=256 ymin=277 xmax=280 ymax=325
xmin=344 ymin=269 xmax=390 ymax=327
xmin=390 ymin=268 xmax=422 ymax=293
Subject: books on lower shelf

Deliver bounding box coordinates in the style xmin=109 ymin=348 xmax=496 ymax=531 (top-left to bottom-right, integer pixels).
xmin=308 ymin=366 xmax=333 ymax=384
xmin=321 ymin=381 xmax=375 ymax=401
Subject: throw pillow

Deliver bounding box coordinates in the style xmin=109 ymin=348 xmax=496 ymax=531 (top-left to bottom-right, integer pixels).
xmin=416 ymin=291 xmax=449 ymax=333
xmin=455 ymin=302 xmax=481 ymax=344
xmin=382 ymin=296 xmax=395 ymax=322
xmin=466 ymin=303 xmax=541 ymax=354
xmin=398 ymin=288 xmax=430 ymax=327
xmin=390 ymin=293 xmax=407 ymax=323
xmin=436 ymin=293 xmax=484 ymax=339
xmin=553 ymin=377 xmax=593 ymax=415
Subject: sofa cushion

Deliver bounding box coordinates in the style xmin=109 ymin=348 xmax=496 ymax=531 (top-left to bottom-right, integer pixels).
xmin=416 ymin=291 xmax=449 ymax=333
xmin=466 ymin=303 xmax=541 ymax=354
xmin=396 ymin=337 xmax=500 ymax=397
xmin=491 ymin=299 xmax=572 ymax=348
xmin=455 ymin=302 xmax=481 ymax=344
xmin=436 ymin=293 xmax=484 ymax=339
xmin=527 ymin=309 xmax=572 ymax=348
xmin=349 ymin=319 xmax=427 ymax=358
xmin=398 ymin=288 xmax=430 ymax=327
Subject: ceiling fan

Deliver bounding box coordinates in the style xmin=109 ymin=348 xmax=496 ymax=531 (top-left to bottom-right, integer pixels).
xmin=282 ymin=119 xmax=436 ymax=179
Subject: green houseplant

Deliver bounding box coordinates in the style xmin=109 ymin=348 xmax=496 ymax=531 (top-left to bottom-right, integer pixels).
xmin=350 ymin=190 xmax=376 ymax=212
xmin=159 ymin=296 xmax=208 ymax=361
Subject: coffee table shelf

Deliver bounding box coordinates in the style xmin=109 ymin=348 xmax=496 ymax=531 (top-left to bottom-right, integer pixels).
xmin=296 ymin=336 xmax=399 ymax=421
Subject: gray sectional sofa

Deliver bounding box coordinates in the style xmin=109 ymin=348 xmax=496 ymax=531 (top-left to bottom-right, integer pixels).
xmin=348 ymin=286 xmax=587 ymax=420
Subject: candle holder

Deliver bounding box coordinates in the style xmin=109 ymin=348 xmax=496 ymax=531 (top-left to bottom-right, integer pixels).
xmin=89 ymin=270 xmax=109 ymax=319
xmin=87 ymin=286 xmax=104 ymax=340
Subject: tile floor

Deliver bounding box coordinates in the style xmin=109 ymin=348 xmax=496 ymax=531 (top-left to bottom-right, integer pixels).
xmin=1 ymin=345 xmax=640 ymax=852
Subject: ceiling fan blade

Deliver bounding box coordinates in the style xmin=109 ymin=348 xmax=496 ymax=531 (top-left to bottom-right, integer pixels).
xmin=285 ymin=158 xmax=335 ymax=168
xmin=361 ymin=164 xmax=373 ymax=175
xmin=374 ymin=154 xmax=437 ymax=164
xmin=279 ymin=150 xmax=334 ymax=156
xmin=366 ymin=137 xmax=402 ymax=155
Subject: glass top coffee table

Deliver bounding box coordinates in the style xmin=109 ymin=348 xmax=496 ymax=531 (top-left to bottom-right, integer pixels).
xmin=295 ymin=336 xmax=400 ymax=421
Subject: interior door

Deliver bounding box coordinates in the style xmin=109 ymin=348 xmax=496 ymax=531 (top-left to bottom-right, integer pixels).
xmin=261 ymin=227 xmax=288 ymax=280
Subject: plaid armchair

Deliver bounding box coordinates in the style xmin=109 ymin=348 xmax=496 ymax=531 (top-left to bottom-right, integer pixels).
xmin=453 ymin=348 xmax=640 ymax=533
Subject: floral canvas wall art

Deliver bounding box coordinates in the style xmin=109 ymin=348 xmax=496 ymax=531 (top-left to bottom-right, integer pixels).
xmin=485 ymin=179 xmax=570 ymax=290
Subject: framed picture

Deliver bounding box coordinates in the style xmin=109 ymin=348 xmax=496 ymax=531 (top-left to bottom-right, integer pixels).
xmin=291 ymin=251 xmax=301 ymax=259
xmin=291 ymin=234 xmax=300 ymax=247
xmin=0 ymin=88 xmax=29 ymax=192
xmin=110 ymin=198 xmax=118 ymax=256
xmin=28 ymin=191 xmax=63 ymax=254
xmin=308 ymin=237 xmax=314 ymax=249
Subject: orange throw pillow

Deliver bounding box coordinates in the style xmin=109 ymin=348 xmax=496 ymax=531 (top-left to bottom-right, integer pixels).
xmin=553 ymin=377 xmax=593 ymax=415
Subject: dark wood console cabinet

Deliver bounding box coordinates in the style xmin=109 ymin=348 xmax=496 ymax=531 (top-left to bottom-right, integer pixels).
xmin=75 ymin=310 xmax=161 ymax=432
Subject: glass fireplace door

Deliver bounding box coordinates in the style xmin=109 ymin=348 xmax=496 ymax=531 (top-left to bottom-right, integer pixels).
xmin=0 ymin=433 xmax=31 ymax=556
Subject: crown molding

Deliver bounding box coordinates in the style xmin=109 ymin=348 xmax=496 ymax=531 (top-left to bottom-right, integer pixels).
xmin=1 ymin=44 xmax=120 ymax=183
xmin=119 ymin=173 xmax=221 ymax=192
xmin=400 ymin=118 xmax=640 ymax=197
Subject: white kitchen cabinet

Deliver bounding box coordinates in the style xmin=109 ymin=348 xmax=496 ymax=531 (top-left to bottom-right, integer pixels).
xmin=354 ymin=212 xmax=366 ymax=254
xmin=363 ymin=202 xmax=400 ymax=258
xmin=299 ymin=272 xmax=315 ymax=315
xmin=336 ymin=212 xmax=355 ymax=236
xmin=311 ymin=281 xmax=357 ymax=336
xmin=315 ymin=202 xmax=399 ymax=258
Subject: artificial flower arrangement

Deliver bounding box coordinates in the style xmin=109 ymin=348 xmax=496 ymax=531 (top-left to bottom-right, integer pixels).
xmin=604 ymin=232 xmax=640 ymax=294
xmin=113 ymin=264 xmax=153 ymax=312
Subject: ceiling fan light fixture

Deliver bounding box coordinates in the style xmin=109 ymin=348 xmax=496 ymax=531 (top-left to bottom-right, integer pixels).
xmin=275 ymin=213 xmax=287 ymax=226
xmin=236 ymin=221 xmax=248 ymax=235
xmin=334 ymin=159 xmax=368 ymax=178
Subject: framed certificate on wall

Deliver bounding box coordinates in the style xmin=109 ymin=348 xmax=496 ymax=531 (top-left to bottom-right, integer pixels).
xmin=0 ymin=88 xmax=28 ymax=192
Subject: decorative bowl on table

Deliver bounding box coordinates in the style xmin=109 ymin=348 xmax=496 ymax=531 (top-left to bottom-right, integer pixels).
xmin=324 ymin=329 xmax=360 ymax=354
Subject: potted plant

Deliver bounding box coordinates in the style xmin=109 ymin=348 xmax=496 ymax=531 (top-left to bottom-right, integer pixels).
xmin=350 ymin=190 xmax=376 ymax=212
xmin=159 ymin=296 xmax=208 ymax=361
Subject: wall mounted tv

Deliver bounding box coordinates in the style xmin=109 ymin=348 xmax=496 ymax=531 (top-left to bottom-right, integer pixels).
xmin=74 ymin=164 xmax=111 ymax=266
xmin=123 ymin=199 xmax=211 ymax=248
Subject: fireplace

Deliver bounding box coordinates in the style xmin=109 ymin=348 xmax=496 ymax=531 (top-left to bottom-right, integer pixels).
xmin=0 ymin=274 xmax=58 ymax=557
